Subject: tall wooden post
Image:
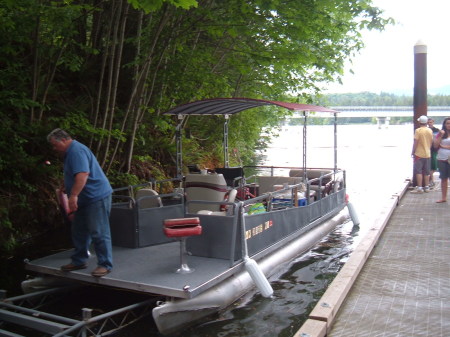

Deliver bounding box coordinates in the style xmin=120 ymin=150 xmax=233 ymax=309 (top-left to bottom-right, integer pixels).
xmin=413 ymin=41 xmax=427 ymax=186
xmin=413 ymin=41 xmax=427 ymax=129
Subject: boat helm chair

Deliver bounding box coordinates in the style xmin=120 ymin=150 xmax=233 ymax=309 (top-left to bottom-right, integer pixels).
xmin=185 ymin=173 xmax=235 ymax=215
xmin=163 ymin=217 xmax=202 ymax=273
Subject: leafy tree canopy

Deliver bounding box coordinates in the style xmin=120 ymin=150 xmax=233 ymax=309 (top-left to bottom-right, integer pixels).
xmin=0 ymin=0 xmax=391 ymax=254
xmin=129 ymin=0 xmax=198 ymax=12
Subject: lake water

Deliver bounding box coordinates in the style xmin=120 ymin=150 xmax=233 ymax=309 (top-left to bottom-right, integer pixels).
xmin=2 ymin=124 xmax=415 ymax=337
xmin=264 ymin=124 xmax=413 ymax=224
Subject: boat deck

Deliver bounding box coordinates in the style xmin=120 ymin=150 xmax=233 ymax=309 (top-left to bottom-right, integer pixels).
xmin=296 ymin=179 xmax=450 ymax=337
xmin=25 ymin=242 xmax=242 ymax=299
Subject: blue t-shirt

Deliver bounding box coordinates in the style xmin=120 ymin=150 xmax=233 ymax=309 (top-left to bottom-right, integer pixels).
xmin=64 ymin=140 xmax=113 ymax=207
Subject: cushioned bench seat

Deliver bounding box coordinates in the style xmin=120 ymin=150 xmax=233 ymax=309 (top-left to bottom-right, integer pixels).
xmin=256 ymin=176 xmax=303 ymax=195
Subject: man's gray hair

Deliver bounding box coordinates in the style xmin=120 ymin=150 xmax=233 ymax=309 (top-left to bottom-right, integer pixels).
xmin=47 ymin=128 xmax=72 ymax=142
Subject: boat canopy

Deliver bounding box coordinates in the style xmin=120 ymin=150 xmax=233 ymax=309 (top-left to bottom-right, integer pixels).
xmin=163 ymin=97 xmax=339 ymax=116
xmin=163 ymin=98 xmax=339 ymax=177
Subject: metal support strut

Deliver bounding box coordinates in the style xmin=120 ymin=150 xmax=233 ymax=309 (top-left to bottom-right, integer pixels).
xmin=223 ymin=114 xmax=230 ymax=168
xmin=176 ymin=114 xmax=184 ymax=178
xmin=0 ymin=286 xmax=156 ymax=337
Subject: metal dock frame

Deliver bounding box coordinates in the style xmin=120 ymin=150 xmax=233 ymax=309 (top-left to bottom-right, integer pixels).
xmin=0 ymin=286 xmax=155 ymax=337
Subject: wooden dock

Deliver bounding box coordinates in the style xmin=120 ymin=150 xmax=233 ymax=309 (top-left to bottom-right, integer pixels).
xmin=295 ymin=179 xmax=450 ymax=337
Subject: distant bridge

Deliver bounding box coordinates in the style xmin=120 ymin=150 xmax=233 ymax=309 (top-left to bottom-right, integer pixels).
xmin=289 ymin=106 xmax=450 ymax=127
xmin=329 ymin=106 xmax=450 ymax=118
xmin=290 ymin=106 xmax=450 ymax=118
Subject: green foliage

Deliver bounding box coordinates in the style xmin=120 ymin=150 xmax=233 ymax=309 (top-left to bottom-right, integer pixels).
xmin=128 ymin=0 xmax=198 ymax=12
xmin=0 ymin=119 xmax=61 ymax=255
xmin=0 ymin=0 xmax=391 ymax=255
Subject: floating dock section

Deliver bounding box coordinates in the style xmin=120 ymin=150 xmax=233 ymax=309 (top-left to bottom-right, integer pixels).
xmin=294 ymin=179 xmax=450 ymax=336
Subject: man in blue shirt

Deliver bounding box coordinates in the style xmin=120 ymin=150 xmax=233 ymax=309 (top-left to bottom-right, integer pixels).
xmin=47 ymin=128 xmax=113 ymax=277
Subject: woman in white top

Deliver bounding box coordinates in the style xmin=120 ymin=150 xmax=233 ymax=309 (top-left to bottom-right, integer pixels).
xmin=433 ymin=117 xmax=450 ymax=203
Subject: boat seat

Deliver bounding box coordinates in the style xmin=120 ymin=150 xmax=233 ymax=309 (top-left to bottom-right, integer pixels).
xmin=163 ymin=217 xmax=202 ymax=273
xmin=257 ymin=176 xmax=303 ymax=195
xmin=289 ymin=169 xmax=333 ymax=185
xmin=197 ymin=188 xmax=238 ymax=216
xmin=136 ymin=188 xmax=162 ymax=208
xmin=289 ymin=169 xmax=338 ymax=198
xmin=214 ymin=167 xmax=244 ymax=187
xmin=185 ymin=173 xmax=228 ymax=213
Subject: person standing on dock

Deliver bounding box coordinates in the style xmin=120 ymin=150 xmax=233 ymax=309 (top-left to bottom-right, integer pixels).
xmin=427 ymin=118 xmax=440 ymax=188
xmin=433 ymin=117 xmax=450 ymax=203
xmin=411 ymin=115 xmax=433 ymax=193
xmin=47 ymin=128 xmax=113 ymax=277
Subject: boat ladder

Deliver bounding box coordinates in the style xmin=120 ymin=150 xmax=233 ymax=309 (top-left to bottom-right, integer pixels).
xmin=0 ymin=286 xmax=155 ymax=337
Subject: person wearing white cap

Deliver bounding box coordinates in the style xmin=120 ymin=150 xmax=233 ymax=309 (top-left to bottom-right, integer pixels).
xmin=411 ymin=115 xmax=433 ymax=193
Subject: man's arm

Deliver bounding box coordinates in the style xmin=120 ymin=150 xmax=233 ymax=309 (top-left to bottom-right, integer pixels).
xmin=411 ymin=139 xmax=418 ymax=157
xmin=68 ymin=172 xmax=89 ymax=212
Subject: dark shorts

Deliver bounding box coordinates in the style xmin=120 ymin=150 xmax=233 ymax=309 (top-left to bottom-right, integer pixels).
xmin=438 ymin=160 xmax=450 ymax=180
xmin=431 ymin=151 xmax=438 ymax=170
xmin=413 ymin=157 xmax=430 ymax=175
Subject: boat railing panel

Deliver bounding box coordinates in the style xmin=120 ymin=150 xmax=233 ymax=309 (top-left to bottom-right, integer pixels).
xmin=239 ymin=180 xmax=346 ymax=258
xmin=110 ymin=192 xmax=184 ymax=248
xmin=186 ymin=205 xmax=242 ymax=266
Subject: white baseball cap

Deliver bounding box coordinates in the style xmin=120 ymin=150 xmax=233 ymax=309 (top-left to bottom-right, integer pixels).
xmin=417 ymin=115 xmax=428 ymax=124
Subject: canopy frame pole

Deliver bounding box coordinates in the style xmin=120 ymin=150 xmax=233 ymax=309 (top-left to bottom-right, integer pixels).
xmin=334 ymin=112 xmax=338 ymax=172
xmin=302 ymin=111 xmax=308 ymax=181
xmin=223 ymin=114 xmax=230 ymax=168
xmin=176 ymin=114 xmax=184 ymax=178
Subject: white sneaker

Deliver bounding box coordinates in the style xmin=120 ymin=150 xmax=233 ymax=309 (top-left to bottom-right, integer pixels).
xmin=424 ymin=186 xmax=430 ymax=193
xmin=411 ymin=186 xmax=424 ymax=194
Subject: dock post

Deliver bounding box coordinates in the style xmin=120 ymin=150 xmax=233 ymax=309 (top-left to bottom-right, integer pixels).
xmin=413 ymin=40 xmax=427 ymax=129
xmin=412 ymin=41 xmax=427 ymax=187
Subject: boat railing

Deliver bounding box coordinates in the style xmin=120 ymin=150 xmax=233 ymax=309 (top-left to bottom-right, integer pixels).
xmin=110 ymin=190 xmax=185 ymax=248
xmin=186 ymin=200 xmax=239 ymax=216
xmin=302 ymin=170 xmax=345 ymax=201
xmin=241 ymin=182 xmax=306 ymax=212
xmin=112 ymin=177 xmax=183 ymax=201
xmin=240 ymin=166 xmax=345 ymax=212
xmin=112 ymin=191 xmax=184 ymax=208
xmin=110 ymin=168 xmax=344 ymax=214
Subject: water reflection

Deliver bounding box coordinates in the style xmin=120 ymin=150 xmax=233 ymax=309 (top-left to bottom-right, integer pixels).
xmin=180 ymin=220 xmax=359 ymax=337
